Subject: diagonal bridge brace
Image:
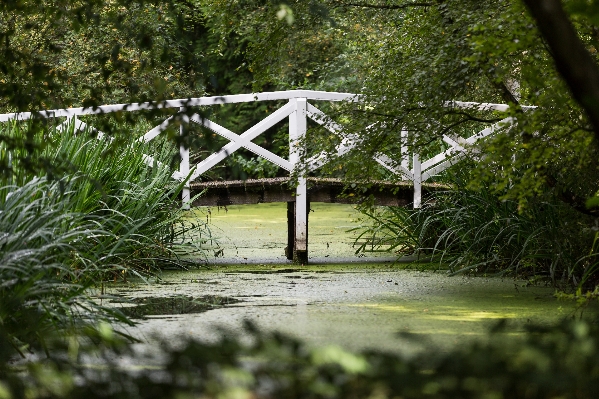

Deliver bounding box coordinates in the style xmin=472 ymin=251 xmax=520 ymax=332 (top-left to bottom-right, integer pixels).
xmin=188 ymin=115 xmax=293 ymax=174
xmin=188 ymin=101 xmax=295 ymax=181
xmin=306 ymin=103 xmax=413 ymax=179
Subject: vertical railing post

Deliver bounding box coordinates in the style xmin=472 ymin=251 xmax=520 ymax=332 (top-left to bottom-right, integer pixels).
xmin=413 ymin=153 xmax=422 ymax=209
xmin=179 ymin=107 xmax=190 ymax=210
xmin=289 ymin=98 xmax=308 ymax=264
xmin=401 ymin=129 xmax=409 ymax=173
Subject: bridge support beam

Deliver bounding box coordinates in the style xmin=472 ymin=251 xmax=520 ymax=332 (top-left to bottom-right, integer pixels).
xmin=294 ymin=177 xmax=309 ymax=263
xmin=286 ymin=202 xmax=294 ymax=260
xmin=285 ymin=197 xmax=309 ymax=263
xmin=289 ymin=98 xmax=309 ymax=263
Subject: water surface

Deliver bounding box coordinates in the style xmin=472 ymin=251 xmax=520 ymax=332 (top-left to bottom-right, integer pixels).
xmin=111 ymin=203 xmax=597 ymax=358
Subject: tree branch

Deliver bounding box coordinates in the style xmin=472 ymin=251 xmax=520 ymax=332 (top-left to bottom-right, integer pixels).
xmin=522 ymin=0 xmax=599 ymax=140
xmin=492 ymin=80 xmax=520 ymax=105
xmin=544 ymin=173 xmax=599 ymax=217
xmin=443 ymin=110 xmax=503 ymax=124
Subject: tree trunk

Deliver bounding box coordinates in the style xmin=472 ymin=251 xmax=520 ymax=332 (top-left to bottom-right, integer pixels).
xmin=522 ymin=0 xmax=599 ymax=139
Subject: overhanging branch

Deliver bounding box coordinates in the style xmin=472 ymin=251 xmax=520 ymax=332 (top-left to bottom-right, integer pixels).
xmin=522 ymin=0 xmax=599 ymax=140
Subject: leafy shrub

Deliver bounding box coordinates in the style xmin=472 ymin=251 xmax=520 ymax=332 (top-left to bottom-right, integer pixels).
xmin=230 ymin=154 xmax=280 ymax=179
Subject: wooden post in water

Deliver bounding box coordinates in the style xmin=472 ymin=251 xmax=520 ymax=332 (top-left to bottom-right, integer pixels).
xmin=286 ymin=201 xmax=294 ymax=260
xmin=289 ymin=98 xmax=309 ymax=263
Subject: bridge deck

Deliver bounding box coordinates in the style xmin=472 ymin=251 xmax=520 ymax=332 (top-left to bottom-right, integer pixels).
xmin=190 ymin=177 xmax=446 ymax=207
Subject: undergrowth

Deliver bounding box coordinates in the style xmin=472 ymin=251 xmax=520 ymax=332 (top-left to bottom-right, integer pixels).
xmin=0 ymin=119 xmax=209 ymax=354
xmin=2 ymin=318 xmax=599 ymax=399
xmin=354 ymin=185 xmax=596 ymax=288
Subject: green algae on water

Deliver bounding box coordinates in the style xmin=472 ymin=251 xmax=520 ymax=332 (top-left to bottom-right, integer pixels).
xmin=111 ymin=295 xmax=241 ymax=319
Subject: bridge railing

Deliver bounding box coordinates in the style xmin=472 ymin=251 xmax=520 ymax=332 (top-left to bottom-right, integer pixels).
xmin=0 ymin=90 xmax=532 ymax=200
xmin=0 ymin=90 xmax=532 ymax=261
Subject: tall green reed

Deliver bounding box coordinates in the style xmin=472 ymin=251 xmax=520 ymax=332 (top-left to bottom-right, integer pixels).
xmin=0 ymin=119 xmax=209 ymax=353
xmin=0 ymin=177 xmax=129 ymax=356
xmin=50 ymin=121 xmax=207 ymax=274
xmin=2 ymin=119 xmax=207 ymax=271
xmin=355 ymin=183 xmax=593 ymax=286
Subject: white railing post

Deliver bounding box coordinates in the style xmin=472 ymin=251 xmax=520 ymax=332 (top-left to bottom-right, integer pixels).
xmin=413 ymin=153 xmax=422 ymax=209
xmin=401 ymin=129 xmax=409 ymax=173
xmin=289 ymin=98 xmax=308 ymax=263
xmin=179 ymin=107 xmax=190 ymax=209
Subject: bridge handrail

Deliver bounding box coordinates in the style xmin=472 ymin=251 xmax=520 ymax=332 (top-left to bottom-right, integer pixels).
xmin=0 ymin=90 xmax=360 ymax=122
xmin=0 ymin=90 xmax=536 ymax=122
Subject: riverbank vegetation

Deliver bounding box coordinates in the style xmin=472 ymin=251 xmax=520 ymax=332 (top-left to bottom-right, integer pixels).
xmin=355 ymin=177 xmax=599 ymax=289
xmin=0 ymin=119 xmax=207 ymax=358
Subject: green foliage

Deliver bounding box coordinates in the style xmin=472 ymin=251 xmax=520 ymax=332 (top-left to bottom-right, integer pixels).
xmin=200 ymin=0 xmax=348 ymax=91
xmin=229 ymin=154 xmax=280 ymax=179
xmin=336 ymin=0 xmax=599 ymax=209
xmin=0 ymin=121 xmax=209 ymax=354
xmin=355 ymin=179 xmax=596 ymax=286
xmin=0 ymin=0 xmax=205 ymax=111
xmin=2 ymin=319 xmax=599 ymax=398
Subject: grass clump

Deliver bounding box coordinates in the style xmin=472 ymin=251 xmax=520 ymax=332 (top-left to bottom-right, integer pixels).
xmin=0 ymin=177 xmax=114 ymax=357
xmin=355 ymin=184 xmax=596 ymax=288
xmin=0 ymin=119 xmax=209 ymax=355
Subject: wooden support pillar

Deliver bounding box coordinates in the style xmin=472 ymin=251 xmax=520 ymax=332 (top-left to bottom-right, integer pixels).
xmin=289 ymin=97 xmax=308 ymax=263
xmin=286 ymin=201 xmax=295 ymax=260
xmin=285 ymin=198 xmax=309 ymax=263
xmin=294 ymin=177 xmax=308 ymax=263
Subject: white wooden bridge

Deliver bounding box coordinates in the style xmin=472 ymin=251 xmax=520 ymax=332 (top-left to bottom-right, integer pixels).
xmin=0 ymin=90 xmax=531 ymax=263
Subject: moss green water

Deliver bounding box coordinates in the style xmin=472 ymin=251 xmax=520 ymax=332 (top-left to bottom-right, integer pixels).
xmin=186 ymin=202 xmax=396 ymax=264
xmin=113 ymin=203 xmax=598 ymax=357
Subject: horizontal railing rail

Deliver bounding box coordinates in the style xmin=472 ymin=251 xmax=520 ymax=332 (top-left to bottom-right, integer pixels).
xmin=0 ymin=90 xmax=360 ymax=123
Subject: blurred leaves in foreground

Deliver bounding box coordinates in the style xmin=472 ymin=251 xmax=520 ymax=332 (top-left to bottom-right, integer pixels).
xmin=1 ymin=318 xmax=599 ymax=399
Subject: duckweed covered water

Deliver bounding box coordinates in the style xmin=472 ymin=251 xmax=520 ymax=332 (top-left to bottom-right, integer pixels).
xmin=110 ymin=295 xmax=241 ymax=319
xmin=111 ymin=266 xmax=597 ymax=357
xmin=111 ymin=203 xmax=598 ymax=357
xmin=186 ymin=202 xmax=397 ymax=264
